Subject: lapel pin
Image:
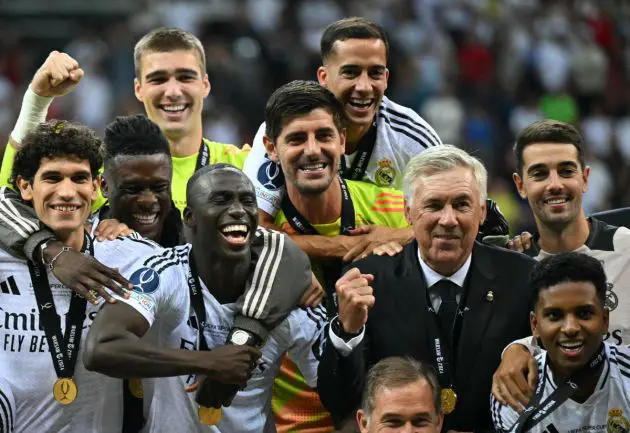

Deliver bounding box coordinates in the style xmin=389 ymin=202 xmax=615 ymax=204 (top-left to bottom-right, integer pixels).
xmin=486 ymin=290 xmax=495 ymax=302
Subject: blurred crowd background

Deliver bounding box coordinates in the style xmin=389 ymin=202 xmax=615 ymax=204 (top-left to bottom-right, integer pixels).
xmin=1 ymin=0 xmax=629 ymax=233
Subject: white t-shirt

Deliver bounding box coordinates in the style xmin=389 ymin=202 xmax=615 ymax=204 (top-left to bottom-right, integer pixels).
xmin=492 ymin=343 xmax=630 ymax=433
xmin=0 ymin=234 xmax=159 ymax=432
xmin=243 ymin=95 xmax=442 ymax=215
xmin=116 ymin=244 xmax=326 ymax=433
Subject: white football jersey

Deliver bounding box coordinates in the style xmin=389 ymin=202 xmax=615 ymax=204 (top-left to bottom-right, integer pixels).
xmin=0 ymin=374 xmax=15 ymax=432
xmin=492 ymin=343 xmax=630 ymax=433
xmin=0 ymin=234 xmax=159 ymax=432
xmin=115 ymin=244 xmax=327 ymax=433
xmin=243 ymin=95 xmax=442 ymax=216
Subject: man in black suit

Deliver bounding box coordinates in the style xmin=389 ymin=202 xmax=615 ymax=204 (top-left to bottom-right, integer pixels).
xmin=317 ymin=145 xmax=537 ymax=431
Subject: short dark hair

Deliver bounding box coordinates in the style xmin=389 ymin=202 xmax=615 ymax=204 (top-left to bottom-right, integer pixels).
xmin=265 ymin=80 xmax=345 ymax=142
xmin=11 ymin=120 xmax=103 ymax=191
xmin=361 ymin=357 xmax=441 ymax=419
xmin=103 ymin=114 xmax=172 ymax=172
xmin=529 ymin=252 xmax=608 ymax=308
xmin=320 ymin=17 xmax=389 ymax=62
xmin=514 ymin=120 xmax=585 ymax=175
xmin=185 ymin=163 xmax=246 ymax=206
xmin=134 ymin=27 xmax=206 ymax=77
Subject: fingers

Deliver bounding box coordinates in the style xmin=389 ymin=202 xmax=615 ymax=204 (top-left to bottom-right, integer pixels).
xmin=335 ymin=268 xmax=374 ymax=292
xmin=95 ymin=219 xmax=131 ymax=241
xmin=342 ymin=238 xmax=367 ymax=263
xmin=85 ymin=262 xmax=133 ymax=296
xmin=347 ymin=226 xmax=371 ymax=236
xmin=521 ymin=231 xmax=533 ymax=250
xmin=372 ymin=241 xmax=403 ymax=257
xmin=507 ymin=235 xmax=525 ymax=252
xmin=299 ymin=284 xmax=325 ymax=308
xmin=526 ymin=356 xmax=539 ymax=391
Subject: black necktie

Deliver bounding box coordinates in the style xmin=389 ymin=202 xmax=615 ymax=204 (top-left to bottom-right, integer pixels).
xmin=435 ymin=279 xmax=459 ymax=350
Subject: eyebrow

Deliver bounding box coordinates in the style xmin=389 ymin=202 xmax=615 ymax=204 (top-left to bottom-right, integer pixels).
xmin=40 ymin=169 xmax=91 ymax=177
xmin=381 ymin=411 xmax=433 ymax=420
xmin=339 ymin=64 xmax=386 ymax=72
xmin=144 ymin=68 xmax=199 ymax=81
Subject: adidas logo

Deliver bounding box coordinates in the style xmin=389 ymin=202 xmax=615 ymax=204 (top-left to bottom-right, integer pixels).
xmin=0 ymin=276 xmax=19 ymax=295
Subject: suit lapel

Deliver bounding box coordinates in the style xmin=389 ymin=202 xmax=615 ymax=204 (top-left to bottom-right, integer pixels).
xmin=389 ymin=242 xmax=430 ymax=357
xmin=455 ymin=243 xmax=498 ymax=385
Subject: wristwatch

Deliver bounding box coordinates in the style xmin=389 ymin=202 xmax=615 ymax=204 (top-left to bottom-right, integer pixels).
xmin=227 ymin=328 xmax=263 ymax=348
xmin=331 ymin=316 xmax=361 ymax=342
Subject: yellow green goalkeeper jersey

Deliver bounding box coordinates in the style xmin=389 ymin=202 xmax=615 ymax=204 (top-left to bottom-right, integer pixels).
xmin=273 ymin=179 xmax=409 ymax=433
xmin=1 ymin=138 xmax=250 ymax=215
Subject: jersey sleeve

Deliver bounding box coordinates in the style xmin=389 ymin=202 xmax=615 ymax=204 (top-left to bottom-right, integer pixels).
xmin=0 ymin=186 xmax=54 ymax=260
xmin=0 ymin=375 xmax=15 ymax=433
xmin=241 ymin=122 xmax=286 ymax=217
xmin=0 ymin=141 xmax=16 ymax=188
xmin=208 ymin=139 xmax=251 ymax=170
xmin=284 ymin=304 xmax=328 ymax=388
xmin=490 ymin=394 xmax=519 ymax=432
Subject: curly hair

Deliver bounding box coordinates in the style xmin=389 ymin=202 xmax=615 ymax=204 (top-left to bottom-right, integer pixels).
xmin=11 ymin=120 xmax=103 ymax=191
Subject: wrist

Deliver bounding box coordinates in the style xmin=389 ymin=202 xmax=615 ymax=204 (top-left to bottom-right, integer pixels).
xmin=11 ymin=86 xmax=54 ymax=145
xmin=333 ymin=316 xmax=361 ymax=339
xmin=40 ymin=240 xmax=63 ymax=264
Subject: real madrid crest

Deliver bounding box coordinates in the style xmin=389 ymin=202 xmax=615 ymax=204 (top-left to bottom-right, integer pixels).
xmin=607 ymin=408 xmax=630 ymax=433
xmin=605 ymin=282 xmax=618 ymax=311
xmin=375 ymin=158 xmax=396 ymax=187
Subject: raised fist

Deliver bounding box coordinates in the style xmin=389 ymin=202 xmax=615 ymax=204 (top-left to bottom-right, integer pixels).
xmin=31 ymin=51 xmax=84 ymax=97
xmin=335 ymin=268 xmax=375 ymax=334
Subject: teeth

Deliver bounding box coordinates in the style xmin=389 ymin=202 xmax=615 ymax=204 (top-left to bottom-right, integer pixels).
xmin=301 ymin=163 xmax=325 ymax=171
xmin=52 ymin=205 xmax=79 ymax=212
xmin=560 ymin=342 xmax=583 ymax=349
xmin=133 ymin=213 xmax=158 ymax=225
xmin=349 ymin=99 xmax=372 ymax=108
xmin=221 ymin=224 xmax=249 ymax=234
xmin=547 ymin=198 xmax=567 ymax=204
xmin=162 ymin=104 xmax=186 ymax=112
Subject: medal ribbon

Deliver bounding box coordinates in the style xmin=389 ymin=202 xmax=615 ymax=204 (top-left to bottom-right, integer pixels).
xmin=187 ymin=248 xmax=209 ymax=351
xmin=194 ymin=139 xmax=210 ymax=172
xmin=339 ymin=122 xmax=377 ymax=180
xmin=510 ymin=343 xmax=607 ymax=433
xmin=281 ymin=175 xmax=356 ymax=315
xmin=28 ymin=232 xmax=93 ymax=380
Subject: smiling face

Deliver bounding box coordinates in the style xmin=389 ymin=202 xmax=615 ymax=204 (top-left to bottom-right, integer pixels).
xmin=184 ymin=169 xmax=258 ymax=260
xmin=513 ymin=143 xmax=589 ymax=231
xmin=531 ymin=280 xmax=608 ymax=379
xmin=264 ymin=108 xmax=346 ymax=196
xmin=317 ymin=38 xmax=388 ymax=133
xmin=405 ymin=166 xmax=486 ymax=276
xmin=103 ymin=154 xmax=172 ymax=241
xmin=357 ymin=379 xmax=443 ymax=433
xmin=134 ymin=49 xmax=210 ymax=142
xmin=17 ymin=157 xmax=98 ymax=241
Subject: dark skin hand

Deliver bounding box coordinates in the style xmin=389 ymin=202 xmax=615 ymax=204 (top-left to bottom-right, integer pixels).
xmin=84 ymin=301 xmax=261 ymax=387
xmin=491 ymin=343 xmax=537 ymax=412
xmin=40 ymin=240 xmax=133 ymax=304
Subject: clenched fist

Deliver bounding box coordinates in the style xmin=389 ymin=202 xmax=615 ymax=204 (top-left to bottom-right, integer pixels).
xmin=31 ymin=51 xmax=84 ymax=97
xmin=335 ymin=268 xmax=375 ymax=334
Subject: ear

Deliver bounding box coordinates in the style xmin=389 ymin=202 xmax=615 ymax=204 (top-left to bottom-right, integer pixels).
xmin=582 ymin=165 xmax=590 ymax=193
xmin=92 ymin=175 xmax=102 ymax=202
xmin=202 ymin=74 xmax=211 ymax=98
xmin=16 ymin=176 xmax=33 ymax=201
xmin=134 ymin=77 xmax=143 ymax=103
xmin=262 ymin=135 xmax=279 ymax=163
xmin=317 ymin=66 xmax=328 ymax=87
xmin=339 ymin=128 xmax=346 ymax=155
xmin=101 ymin=176 xmax=109 ymax=199
xmin=384 ymin=68 xmax=390 ymax=90
xmin=530 ymin=311 xmax=539 ymax=338
xmin=183 ymin=206 xmax=196 ymax=229
xmin=356 ymin=409 xmax=369 ymax=433
xmin=404 ymin=197 xmax=413 ymax=226
xmin=436 ymin=409 xmax=444 ymax=432
xmin=513 ymin=172 xmax=527 ymax=199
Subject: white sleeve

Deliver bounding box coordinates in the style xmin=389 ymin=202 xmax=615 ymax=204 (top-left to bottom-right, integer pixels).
xmin=490 ymin=394 xmax=519 ymax=432
xmin=0 ymin=376 xmax=15 ymax=433
xmin=284 ymin=305 xmax=328 ymax=388
xmin=241 ymin=122 xmax=285 ymax=216
xmin=501 ymin=335 xmax=541 ymax=358
xmin=113 ymin=265 xmax=175 ymax=326
xmin=328 ymin=316 xmax=365 ymax=356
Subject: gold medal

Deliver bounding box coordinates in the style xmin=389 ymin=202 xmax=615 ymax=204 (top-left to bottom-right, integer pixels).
xmin=198 ymin=406 xmax=222 ymax=425
xmin=441 ymin=388 xmax=457 ymax=414
xmin=53 ymin=378 xmax=78 ymax=405
xmin=128 ymin=378 xmax=144 ymax=399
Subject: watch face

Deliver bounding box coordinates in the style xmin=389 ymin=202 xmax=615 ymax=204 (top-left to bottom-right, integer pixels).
xmin=230 ymin=329 xmax=250 ymax=346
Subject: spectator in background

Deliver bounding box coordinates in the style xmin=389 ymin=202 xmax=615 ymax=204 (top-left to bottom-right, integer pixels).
xmin=357 ymin=357 xmax=443 ymax=433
